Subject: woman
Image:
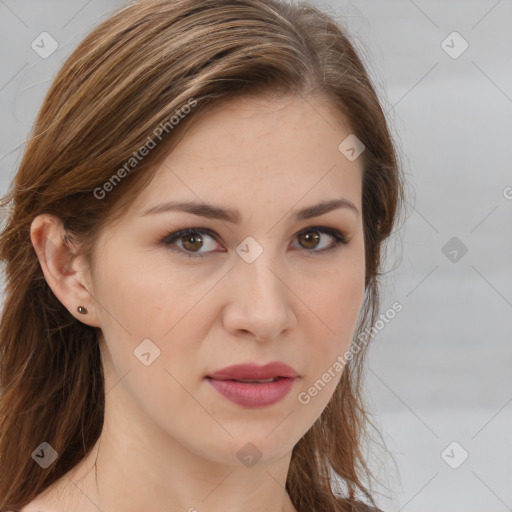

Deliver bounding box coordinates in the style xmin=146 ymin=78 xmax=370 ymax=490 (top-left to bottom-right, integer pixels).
xmin=0 ymin=0 xmax=404 ymax=510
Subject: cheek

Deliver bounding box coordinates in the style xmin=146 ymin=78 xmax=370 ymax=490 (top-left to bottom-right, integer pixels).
xmin=296 ymin=262 xmax=365 ymax=386
xmin=93 ymin=259 xmax=211 ymax=379
xmin=94 ymin=251 xmax=183 ymax=331
xmin=301 ymin=263 xmax=365 ymax=338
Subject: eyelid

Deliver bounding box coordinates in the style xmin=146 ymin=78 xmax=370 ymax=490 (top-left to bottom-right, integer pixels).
xmin=161 ymin=225 xmax=349 ymax=258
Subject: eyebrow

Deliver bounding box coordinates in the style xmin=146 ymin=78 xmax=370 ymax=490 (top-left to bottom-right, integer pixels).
xmin=141 ymin=198 xmax=359 ymax=222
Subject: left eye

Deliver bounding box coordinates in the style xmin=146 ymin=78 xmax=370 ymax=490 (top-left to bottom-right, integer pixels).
xmin=161 ymin=226 xmax=348 ymax=258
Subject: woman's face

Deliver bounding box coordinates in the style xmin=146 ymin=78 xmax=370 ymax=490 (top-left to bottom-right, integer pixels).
xmin=84 ymin=93 xmax=365 ymax=468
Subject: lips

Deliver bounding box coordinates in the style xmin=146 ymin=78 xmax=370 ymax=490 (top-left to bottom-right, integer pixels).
xmin=205 ymin=362 xmax=299 ymax=408
xmin=206 ymin=362 xmax=299 ymax=381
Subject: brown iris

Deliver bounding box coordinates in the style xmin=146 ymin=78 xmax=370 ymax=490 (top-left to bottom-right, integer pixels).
xmin=180 ymin=230 xmax=322 ymax=253
xmin=181 ymin=233 xmax=204 ymax=252
xmin=297 ymin=231 xmax=320 ymax=249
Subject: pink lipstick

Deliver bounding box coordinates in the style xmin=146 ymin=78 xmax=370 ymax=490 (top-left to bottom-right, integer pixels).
xmin=205 ymin=362 xmax=298 ymax=408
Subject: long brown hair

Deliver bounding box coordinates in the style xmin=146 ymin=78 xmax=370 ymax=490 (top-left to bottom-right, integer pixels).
xmin=0 ymin=0 xmax=404 ymax=510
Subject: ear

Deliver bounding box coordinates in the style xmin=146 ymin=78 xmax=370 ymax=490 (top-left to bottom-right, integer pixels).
xmin=30 ymin=213 xmax=101 ymax=328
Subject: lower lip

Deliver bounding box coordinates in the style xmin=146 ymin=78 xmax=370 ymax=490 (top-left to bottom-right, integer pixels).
xmin=206 ymin=377 xmax=297 ymax=408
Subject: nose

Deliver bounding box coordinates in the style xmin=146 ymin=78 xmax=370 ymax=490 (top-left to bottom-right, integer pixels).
xmin=221 ymin=252 xmax=297 ymax=341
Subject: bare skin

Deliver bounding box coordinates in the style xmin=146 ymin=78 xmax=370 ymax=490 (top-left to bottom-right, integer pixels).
xmin=26 ymin=93 xmax=365 ymax=512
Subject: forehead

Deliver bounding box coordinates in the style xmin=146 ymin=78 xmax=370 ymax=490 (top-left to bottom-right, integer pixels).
xmin=128 ymin=93 xmax=363 ymax=218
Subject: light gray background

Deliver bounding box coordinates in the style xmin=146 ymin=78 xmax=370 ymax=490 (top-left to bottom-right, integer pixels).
xmin=0 ymin=1 xmax=511 ymax=511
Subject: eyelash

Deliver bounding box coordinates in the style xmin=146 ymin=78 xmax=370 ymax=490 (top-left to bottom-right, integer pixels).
xmin=160 ymin=226 xmax=349 ymax=259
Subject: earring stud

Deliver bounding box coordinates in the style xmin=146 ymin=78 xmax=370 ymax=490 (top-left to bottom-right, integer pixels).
xmin=77 ymin=306 xmax=88 ymax=314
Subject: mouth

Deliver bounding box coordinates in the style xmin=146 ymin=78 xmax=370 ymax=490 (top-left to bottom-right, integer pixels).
xmin=208 ymin=377 xmax=282 ymax=383
xmin=205 ymin=375 xmax=298 ymax=408
xmin=206 ymin=361 xmax=299 ymax=381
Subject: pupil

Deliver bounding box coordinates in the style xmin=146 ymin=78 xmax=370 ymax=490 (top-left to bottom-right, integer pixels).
xmin=180 ymin=231 xmax=321 ymax=252
xmin=183 ymin=234 xmax=202 ymax=251
xmin=301 ymin=231 xmax=319 ymax=249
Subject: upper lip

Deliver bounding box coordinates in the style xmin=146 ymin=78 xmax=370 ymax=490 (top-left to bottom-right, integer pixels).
xmin=206 ymin=362 xmax=299 ymax=380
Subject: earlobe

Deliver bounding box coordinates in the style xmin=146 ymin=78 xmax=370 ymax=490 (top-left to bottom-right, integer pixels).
xmin=30 ymin=214 xmax=101 ymax=328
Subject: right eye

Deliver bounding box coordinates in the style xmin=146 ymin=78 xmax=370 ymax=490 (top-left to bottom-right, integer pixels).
xmin=160 ymin=227 xmax=224 ymax=258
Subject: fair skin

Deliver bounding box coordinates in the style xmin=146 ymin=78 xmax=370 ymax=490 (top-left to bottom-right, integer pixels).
xmin=26 ymin=93 xmax=365 ymax=512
